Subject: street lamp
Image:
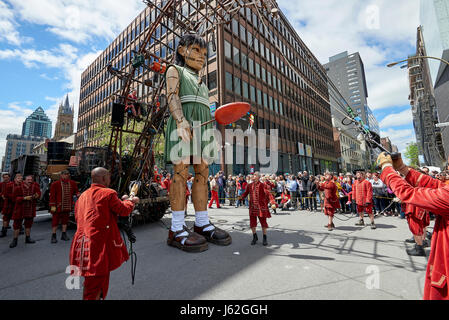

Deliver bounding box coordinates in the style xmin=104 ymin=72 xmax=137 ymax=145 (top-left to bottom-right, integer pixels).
xmin=387 ymin=56 xmax=449 ymax=68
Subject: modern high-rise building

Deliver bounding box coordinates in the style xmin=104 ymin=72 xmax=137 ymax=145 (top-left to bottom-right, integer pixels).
xmin=324 ymin=51 xmax=378 ymax=167
xmin=21 ymin=107 xmax=52 ymax=139
xmin=76 ymin=1 xmax=338 ymax=175
xmin=407 ymin=26 xmax=446 ymax=167
xmin=420 ymin=0 xmax=449 ymax=161
xmin=54 ymin=95 xmax=74 ymax=141
xmin=2 ymin=134 xmax=45 ymax=172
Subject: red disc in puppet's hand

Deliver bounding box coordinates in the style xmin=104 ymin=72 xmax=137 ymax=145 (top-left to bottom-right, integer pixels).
xmin=214 ymin=102 xmax=251 ymax=125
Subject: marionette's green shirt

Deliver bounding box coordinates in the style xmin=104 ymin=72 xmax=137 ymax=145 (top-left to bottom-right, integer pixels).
xmin=164 ymin=65 xmax=216 ymax=164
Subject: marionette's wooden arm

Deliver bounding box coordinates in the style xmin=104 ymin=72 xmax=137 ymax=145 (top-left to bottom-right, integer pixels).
xmin=166 ymin=66 xmax=192 ymax=143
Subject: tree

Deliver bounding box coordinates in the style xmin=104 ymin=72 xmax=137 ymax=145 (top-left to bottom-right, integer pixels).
xmin=404 ymin=142 xmax=420 ymax=168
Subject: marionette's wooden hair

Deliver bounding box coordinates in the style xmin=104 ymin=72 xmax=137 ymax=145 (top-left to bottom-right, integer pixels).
xmin=175 ymin=33 xmax=207 ymax=67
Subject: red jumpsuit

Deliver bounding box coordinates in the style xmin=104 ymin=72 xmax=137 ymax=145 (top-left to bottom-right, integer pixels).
xmin=49 ymin=179 xmax=79 ymax=228
xmin=1 ymin=181 xmax=14 ymax=224
xmin=12 ymin=182 xmax=41 ymax=230
xmin=319 ymin=181 xmax=340 ymax=217
xmin=241 ymin=181 xmax=276 ymax=228
xmin=69 ymin=184 xmax=135 ymax=300
xmin=352 ymin=179 xmax=373 ymax=215
xmin=381 ymin=167 xmax=449 ymax=300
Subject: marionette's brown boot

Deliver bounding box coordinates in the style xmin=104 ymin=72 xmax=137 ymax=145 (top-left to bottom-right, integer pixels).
xmin=167 ymin=227 xmax=208 ymax=253
xmin=194 ymin=224 xmax=232 ymax=246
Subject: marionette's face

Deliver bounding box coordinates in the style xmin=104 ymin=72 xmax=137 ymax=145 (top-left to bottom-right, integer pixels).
xmin=178 ymin=43 xmax=207 ymax=71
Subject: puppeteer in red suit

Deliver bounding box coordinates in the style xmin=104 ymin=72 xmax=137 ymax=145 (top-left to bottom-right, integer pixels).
xmin=69 ymin=168 xmax=139 ymax=300
xmin=352 ymin=169 xmax=376 ymax=229
xmin=378 ymin=152 xmax=449 ymax=300
xmin=318 ymin=173 xmax=341 ymax=231
xmin=239 ymin=173 xmax=277 ymax=246
xmin=10 ymin=174 xmax=41 ymax=248
xmin=49 ymin=170 xmax=80 ymax=243
xmin=0 ymin=173 xmax=13 ymax=238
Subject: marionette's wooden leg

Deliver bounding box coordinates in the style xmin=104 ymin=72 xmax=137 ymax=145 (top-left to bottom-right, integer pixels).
xmin=192 ymin=160 xmax=209 ymax=212
xmin=170 ymin=161 xmax=190 ymax=212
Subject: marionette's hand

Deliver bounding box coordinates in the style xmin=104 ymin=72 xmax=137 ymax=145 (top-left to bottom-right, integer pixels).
xmin=177 ymin=119 xmax=192 ymax=143
xmin=376 ymin=152 xmax=393 ymax=170
xmin=50 ymin=206 xmax=56 ymax=213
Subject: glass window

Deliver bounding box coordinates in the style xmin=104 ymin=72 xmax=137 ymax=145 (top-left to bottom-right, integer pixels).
xmin=280 ymin=102 xmax=284 ymax=116
xmin=274 ymin=99 xmax=279 ymax=113
xmin=233 ymin=47 xmax=240 ymax=65
xmin=263 ymin=93 xmax=268 ymax=108
xmin=234 ymin=76 xmax=241 ymax=96
xmin=254 ymin=38 xmax=259 ymax=54
xmin=273 ymin=75 xmax=277 ymax=90
xmin=255 ymin=63 xmax=260 ymax=79
xmin=226 ymin=72 xmax=233 ymax=91
xmin=260 ymin=42 xmax=265 ymax=58
xmin=232 ymin=19 xmax=239 ymax=36
xmin=267 ymin=71 xmax=272 ymax=86
xmin=257 ymin=89 xmax=262 ymax=105
xmin=240 ymin=25 xmax=246 ymax=43
xmin=269 ymin=96 xmax=273 ymax=111
xmin=261 ymin=67 xmax=266 ymax=82
xmin=243 ymin=81 xmax=249 ymax=99
xmin=248 ymin=58 xmax=254 ymax=75
xmin=224 ymin=41 xmax=231 ymax=59
xmin=241 ymin=53 xmax=248 ymax=70
xmin=208 ymin=71 xmax=217 ymax=90
xmin=250 ymin=85 xmax=256 ymax=102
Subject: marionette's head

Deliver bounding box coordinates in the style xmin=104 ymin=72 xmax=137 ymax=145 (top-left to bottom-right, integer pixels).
xmin=176 ymin=33 xmax=208 ymax=72
xmin=14 ymin=173 xmax=23 ymax=184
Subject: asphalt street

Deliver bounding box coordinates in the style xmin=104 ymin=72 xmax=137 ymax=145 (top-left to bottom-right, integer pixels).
xmin=0 ymin=205 xmax=431 ymax=300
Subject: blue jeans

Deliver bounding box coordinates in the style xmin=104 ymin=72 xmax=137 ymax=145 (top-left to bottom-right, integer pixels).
xmin=236 ymin=189 xmax=248 ymax=207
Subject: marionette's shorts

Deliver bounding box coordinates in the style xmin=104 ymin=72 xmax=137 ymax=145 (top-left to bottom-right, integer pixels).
xmin=83 ymin=273 xmax=110 ymax=300
xmin=357 ymin=205 xmax=373 ymax=215
xmin=52 ymin=212 xmax=70 ymax=228
xmin=250 ymin=216 xmax=268 ymax=229
xmin=13 ymin=218 xmax=33 ymax=230
xmin=324 ymin=208 xmax=336 ymax=217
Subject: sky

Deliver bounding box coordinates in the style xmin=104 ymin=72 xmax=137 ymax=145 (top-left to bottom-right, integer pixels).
xmin=0 ymin=0 xmax=420 ymax=163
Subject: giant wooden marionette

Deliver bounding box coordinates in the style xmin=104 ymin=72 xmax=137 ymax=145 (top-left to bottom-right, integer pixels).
xmin=164 ymin=33 xmax=232 ymax=252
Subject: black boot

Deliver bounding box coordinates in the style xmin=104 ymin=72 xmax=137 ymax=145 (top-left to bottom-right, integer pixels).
xmin=9 ymin=238 xmax=18 ymax=248
xmin=251 ymin=233 xmax=258 ymax=246
xmin=0 ymin=227 xmax=7 ymax=238
xmin=263 ymin=235 xmax=268 ymax=246
xmin=406 ymin=244 xmax=425 ymax=257
xmin=51 ymin=233 xmax=57 ymax=244
xmin=355 ymin=219 xmax=365 ymax=226
xmin=405 ymin=236 xmax=416 ymax=244
xmin=61 ymin=232 xmax=70 ymax=241
xmin=426 ymin=232 xmax=433 ymax=240
xmin=25 ymin=236 xmax=36 ymax=244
